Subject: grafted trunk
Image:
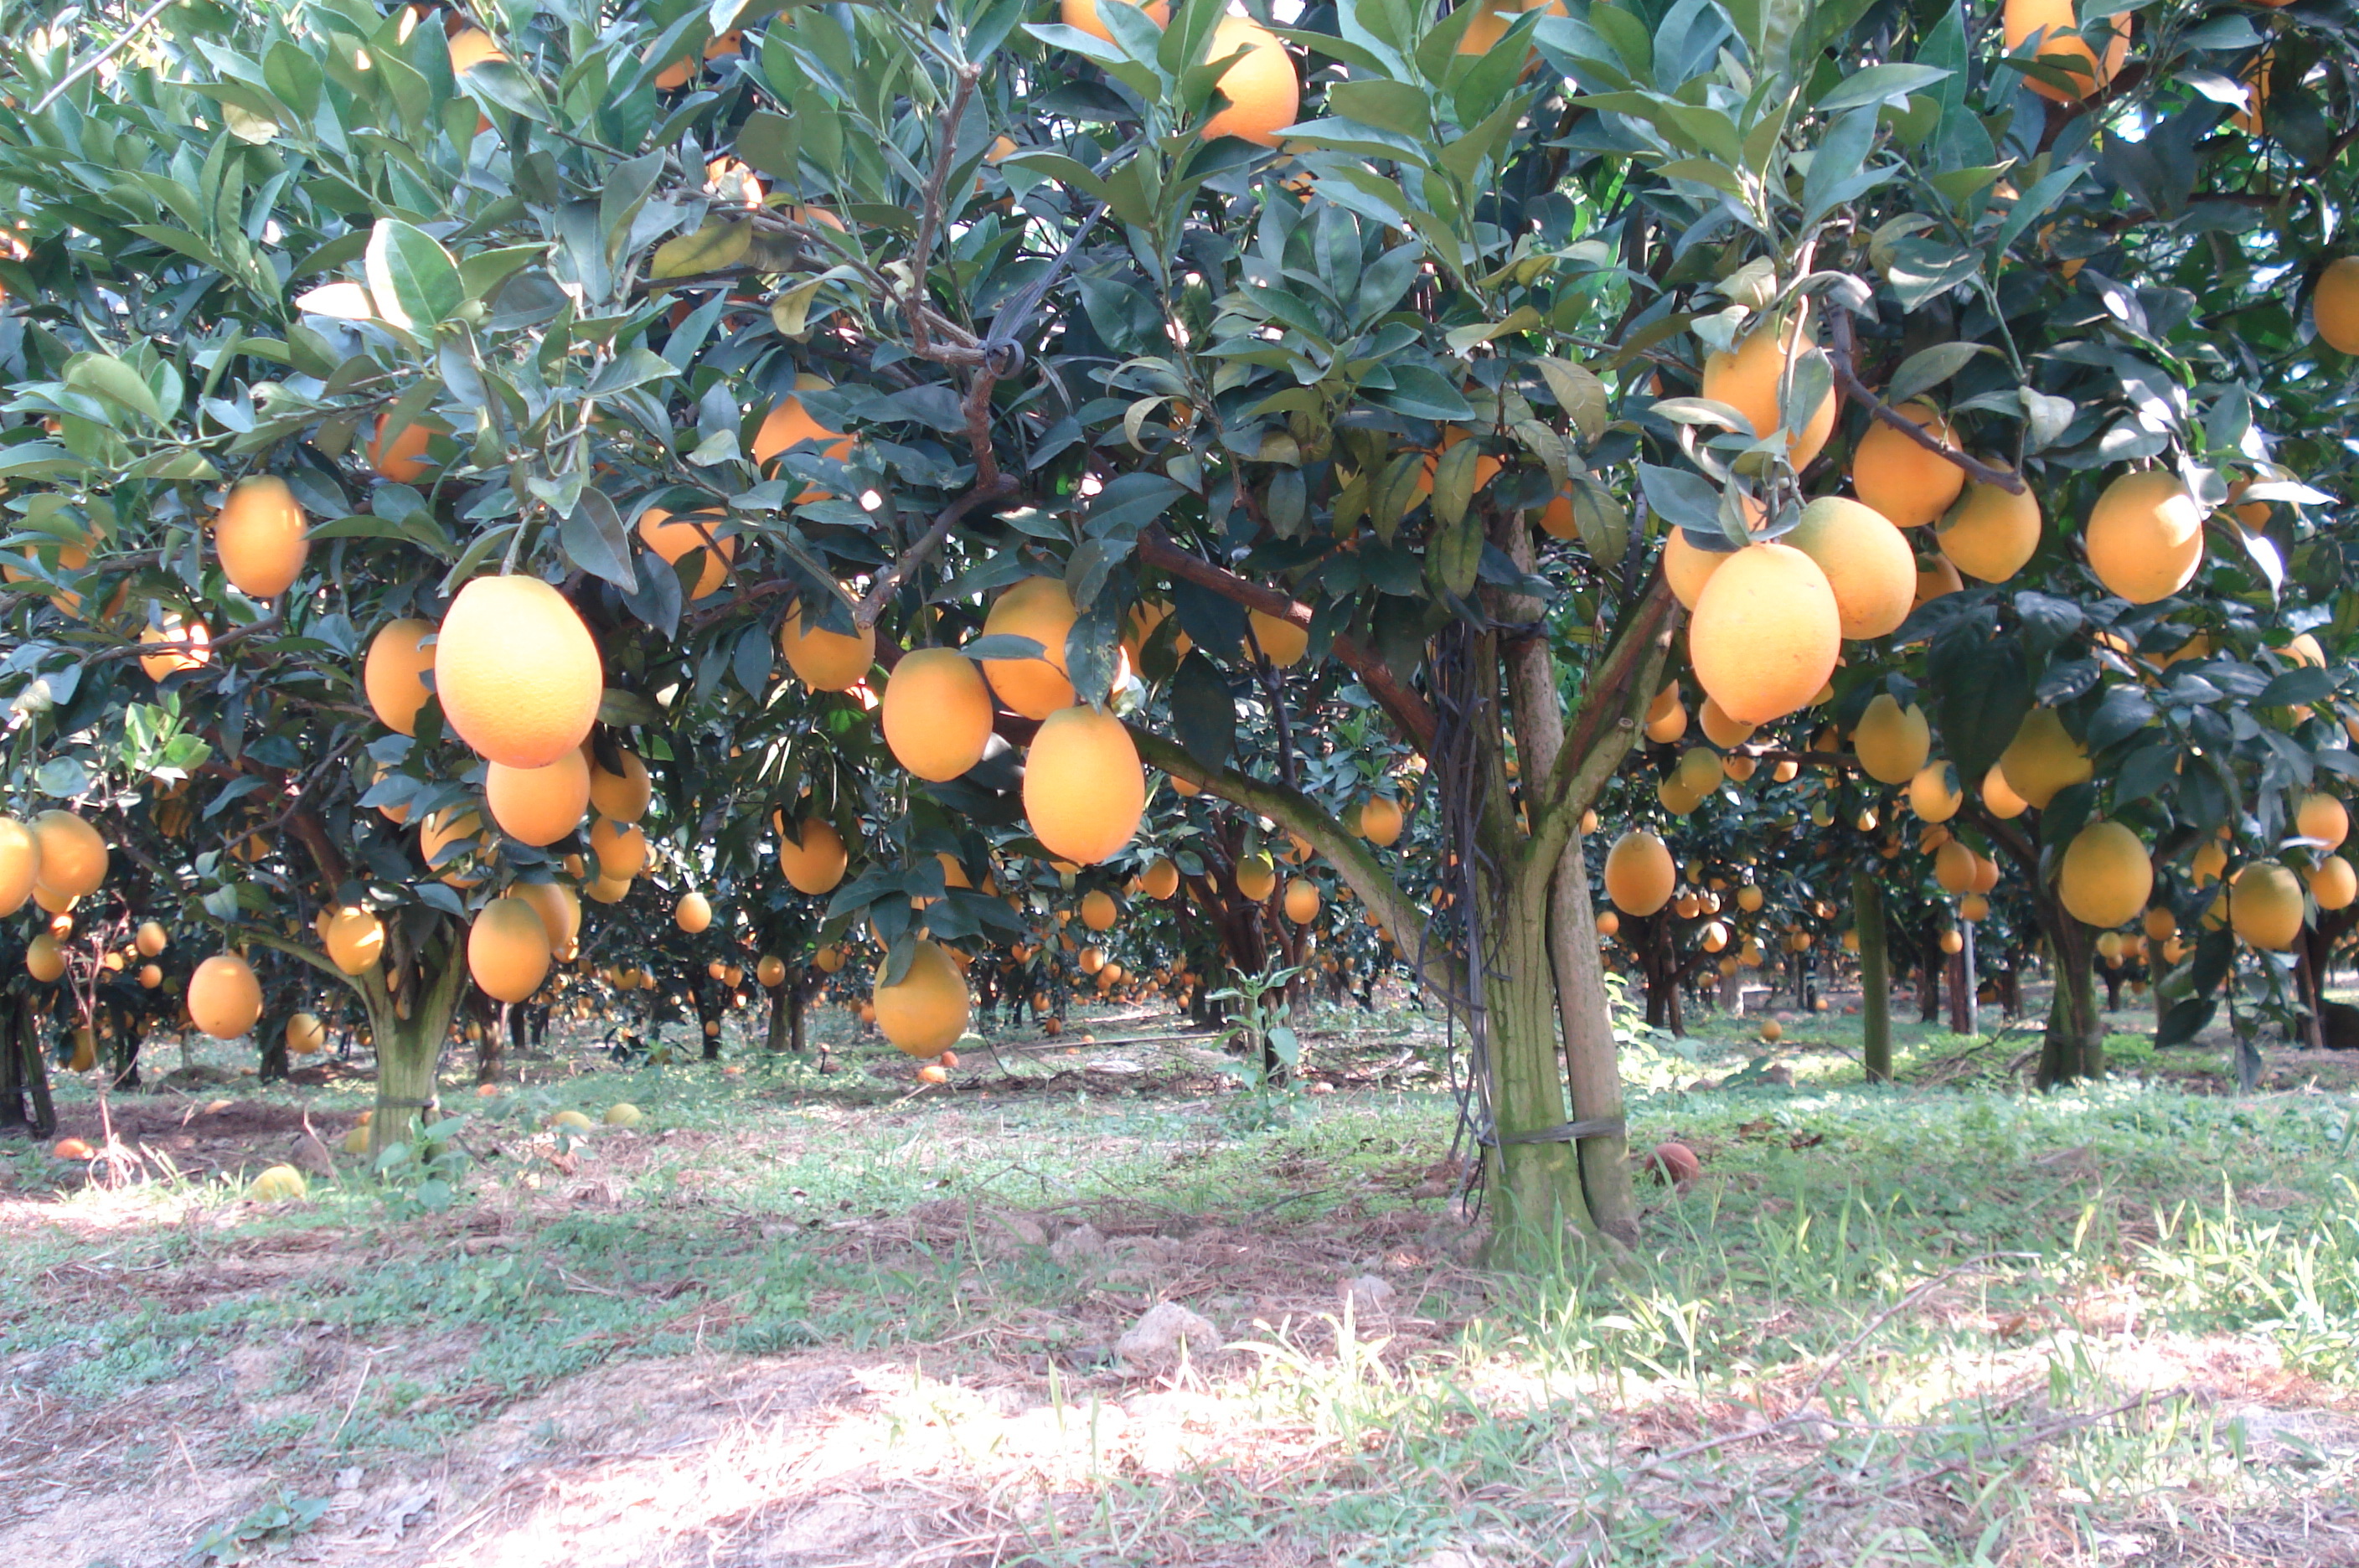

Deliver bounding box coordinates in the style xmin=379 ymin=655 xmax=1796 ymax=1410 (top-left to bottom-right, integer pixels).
xmin=369 ymin=952 xmax=468 ymax=1153
xmin=1482 ymin=859 xmax=1606 ymax=1269
xmin=1853 ymin=871 xmax=1892 ymax=1082
xmin=2036 ymin=906 xmax=2103 ymax=1087
xmin=0 ymin=997 xmax=55 ymax=1138
xmin=1548 ymin=843 xmax=1637 ymax=1245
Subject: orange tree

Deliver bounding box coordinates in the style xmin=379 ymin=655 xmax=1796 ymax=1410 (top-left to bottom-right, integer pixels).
xmin=1553 ymin=0 xmax=2359 ymax=1091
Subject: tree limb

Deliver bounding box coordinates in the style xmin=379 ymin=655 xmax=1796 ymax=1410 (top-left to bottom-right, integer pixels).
xmin=1825 ymin=307 xmax=2027 ymax=495
xmin=1135 ymin=527 xmax=1439 ymax=753
xmin=1523 ymin=572 xmax=1681 ymax=874
xmin=853 ymin=474 xmax=1019 ymax=627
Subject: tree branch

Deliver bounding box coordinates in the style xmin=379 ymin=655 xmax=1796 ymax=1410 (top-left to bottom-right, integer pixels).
xmin=1524 ymin=573 xmax=1680 ymax=874
xmin=853 ymin=474 xmax=1019 ymax=627
xmin=1128 ymin=725 xmax=1465 ymax=1003
xmin=1825 ymin=307 xmax=2027 ymax=495
xmin=1136 ymin=527 xmax=1439 ymax=753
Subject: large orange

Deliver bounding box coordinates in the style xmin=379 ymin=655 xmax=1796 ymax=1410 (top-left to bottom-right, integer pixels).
xmin=28 ymin=811 xmax=106 ymax=900
xmin=138 ymin=616 xmax=210 ymax=681
xmin=2002 ymin=0 xmax=2128 ymax=103
xmin=751 ymin=374 xmax=854 ymax=475
xmin=214 ymin=476 xmax=309 ymax=598
xmin=2317 ymin=258 xmax=2359 ymax=355
xmin=189 ymin=953 xmax=263 ymax=1039
xmin=982 ymin=576 xmax=1078 ymax=720
xmin=2058 ymin=821 xmax=2152 ymax=928
xmin=1996 ymin=708 xmax=2091 ymax=808
xmin=1662 ymin=528 xmax=1730 ymax=611
xmin=1023 ymin=705 xmax=1145 ymax=864
xmin=1202 ymin=18 xmax=1297 ymax=146
xmin=1687 ymin=543 xmax=1841 ymax=724
xmin=1850 ymin=403 xmax=1965 ymax=529
xmin=2228 ymin=861 xmax=2305 ymax=950
xmin=637 ymin=508 xmax=735 ymax=599
xmin=515 ymin=880 xmax=580 ymax=954
xmin=1061 ymin=0 xmax=1168 ymax=40
xmin=1143 ymin=856 xmax=1181 ymax=899
xmin=589 ymin=816 xmax=647 ymax=879
xmin=1701 ymin=315 xmax=1837 ymax=468
xmin=2310 ymin=856 xmax=2357 ymax=911
xmin=420 ymin=807 xmax=488 ymax=884
xmin=1853 ymin=694 xmax=1931 ymax=785
xmin=1360 ymin=795 xmax=1405 ymax=847
xmin=367 ymin=413 xmax=434 ymax=482
xmin=1939 ymin=479 xmax=2042 ymax=582
xmin=24 ymin=933 xmax=65 ymax=983
xmin=468 ymin=895 xmax=552 ymax=1003
xmin=883 ymin=647 xmax=994 ymax=781
xmin=435 ymin=575 xmax=604 ymax=767
xmin=1080 ymin=890 xmax=1118 ymax=931
xmin=586 ymin=747 xmax=652 ymax=823
xmin=2298 ymin=792 xmax=2349 ymax=850
xmin=2085 ymin=470 xmax=2203 ymax=604
xmin=873 ymin=940 xmax=970 ymax=1057
xmin=1249 ymin=608 xmax=1309 ymax=668
xmin=486 ymin=749 xmax=591 ymax=846
xmin=777 ymin=818 xmax=849 ymax=894
xmin=1699 ymin=696 xmax=1754 ymax=749
xmin=1283 ymin=878 xmax=1320 ymax=924
xmin=364 ymin=618 xmax=437 ymax=734
xmin=325 ymin=905 xmax=385 ymax=974
xmin=675 ymin=890 xmax=713 ymax=933
xmin=1603 ymin=830 xmax=1675 ymax=916
xmin=1784 ymin=497 xmax=1914 ymax=638
xmin=780 ymin=601 xmax=876 ymax=691
xmin=1908 ymin=761 xmax=1961 ymax=823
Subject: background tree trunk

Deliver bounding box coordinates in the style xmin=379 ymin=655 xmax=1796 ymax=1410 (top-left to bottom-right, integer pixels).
xmin=1853 ymin=871 xmax=1892 ymax=1082
xmin=369 ymin=955 xmax=467 ymax=1153
xmin=2037 ymin=909 xmax=2104 ymax=1086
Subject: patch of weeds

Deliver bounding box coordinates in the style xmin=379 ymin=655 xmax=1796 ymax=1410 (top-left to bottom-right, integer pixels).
xmin=186 ymin=1488 xmax=329 ymax=1565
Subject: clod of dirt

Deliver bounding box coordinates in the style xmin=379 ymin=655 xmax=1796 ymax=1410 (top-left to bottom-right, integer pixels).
xmin=286 ymin=1133 xmax=337 ymax=1176
xmin=1643 ymin=1142 xmax=1702 ymax=1189
xmin=1345 ymin=1274 xmax=1394 ymax=1315
xmin=1049 ymin=1223 xmax=1107 ymax=1265
xmin=1115 ymin=1302 xmax=1221 ymax=1371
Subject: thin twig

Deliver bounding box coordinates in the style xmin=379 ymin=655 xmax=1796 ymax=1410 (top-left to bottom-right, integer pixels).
xmin=31 ymin=0 xmax=178 ymax=112
xmin=852 ymin=475 xmax=1019 ymax=627
xmin=1825 ymin=307 xmax=2027 ymax=494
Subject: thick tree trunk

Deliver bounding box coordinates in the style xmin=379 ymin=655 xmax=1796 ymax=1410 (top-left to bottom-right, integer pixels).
xmin=1918 ymin=927 xmax=1942 ymax=1023
xmin=477 ymin=1003 xmax=506 ymax=1086
xmin=1947 ymin=946 xmax=1971 ymax=1034
xmin=2036 ymin=906 xmax=2104 ymax=1087
xmin=1547 ymin=845 xmax=1637 ymax=1245
xmin=2294 ymin=936 xmax=2328 ymax=1051
xmin=1854 ymin=871 xmax=1892 ymax=1082
xmin=369 ymin=953 xmax=467 ymax=1153
xmin=0 ymin=998 xmax=55 ymax=1137
xmin=1482 ymin=859 xmax=1607 ymax=1269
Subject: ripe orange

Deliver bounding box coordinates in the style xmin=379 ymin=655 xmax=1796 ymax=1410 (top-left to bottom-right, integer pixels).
xmin=447 ymin=28 xmax=506 ymax=72
xmin=1283 ymin=878 xmax=1320 ymax=925
xmin=751 ymin=374 xmax=854 ymax=476
xmin=2002 ymin=0 xmax=2128 ymax=102
xmin=1700 ymin=314 xmax=1837 ymax=467
xmin=364 ymin=618 xmax=437 ymax=734
xmin=1850 ymin=403 xmax=1965 ymax=529
xmin=2317 ymin=258 xmax=2359 ymax=355
xmin=1938 ymin=479 xmax=2042 ymax=583
xmin=24 ymin=933 xmax=65 ymax=983
xmin=1024 ymin=705 xmax=1145 ymax=864
xmin=1143 ymin=856 xmax=1181 ymax=900
xmin=1236 ymin=852 xmax=1278 ymax=901
xmin=1997 ymin=708 xmax=2091 ymax=808
xmin=1698 ymin=695 xmax=1754 ymax=750
xmin=435 ymin=575 xmax=603 ymax=768
xmin=1201 ymin=18 xmax=1298 ymax=146
xmin=1912 ymin=554 xmax=1964 ymax=608
xmin=589 ymin=816 xmax=648 ymax=880
xmin=982 ymin=576 xmax=1078 ymax=720
xmin=779 ymin=601 xmax=876 ymax=691
xmin=1249 ymin=608 xmax=1309 ymax=668
xmin=777 ymin=818 xmax=848 ymax=894
xmin=28 ymin=811 xmax=106 ymax=900
xmin=469 ymin=895 xmax=552 ymax=1003
xmin=139 ymin=616 xmax=211 ymax=681
xmin=2228 ymin=861 xmax=2305 ymax=951
xmin=135 ymin=921 xmax=167 ymax=957
xmin=1688 ymin=543 xmax=1841 ymax=724
xmin=2058 ymin=821 xmax=2152 ymax=928
xmin=2299 ymin=793 xmax=2350 ymax=850
xmin=2309 ymin=856 xmax=2357 ymax=911
xmin=1360 ymin=795 xmax=1406 ymax=846
xmin=214 ymin=476 xmax=309 ymax=597
xmin=1785 ymin=497 xmax=1915 ymax=638
xmin=1061 ymin=0 xmax=1169 ymax=41
xmin=1663 ymin=528 xmax=1732 ymax=611
xmin=1908 ymin=761 xmax=1961 ymax=823
xmin=873 ymin=940 xmax=969 ymax=1057
xmin=485 ymin=749 xmax=591 ymax=846
xmin=1853 ymin=694 xmax=1931 ymax=784
xmin=636 ymin=508 xmax=735 ymax=599
xmin=286 ymin=1012 xmax=327 ymax=1055
xmin=325 ymin=905 xmax=386 ymax=974
xmin=367 ymin=413 xmax=434 ymax=482
xmin=2085 ymin=470 xmax=2202 ymax=604
xmin=586 ymin=746 xmax=652 ymax=823
xmin=1080 ymin=890 xmax=1118 ymax=931
xmin=189 ymin=953 xmax=263 ymax=1039
xmin=419 ymin=807 xmax=488 ymax=885
xmin=1604 ymin=830 xmax=1675 ymax=915
xmin=756 ymin=954 xmax=787 ymax=988
xmin=1982 ymin=763 xmax=2029 ymax=818
xmin=0 ymin=818 xmax=38 ymax=916
xmin=883 ymin=647 xmax=994 ymax=781
xmin=675 ymin=890 xmax=712 ymax=933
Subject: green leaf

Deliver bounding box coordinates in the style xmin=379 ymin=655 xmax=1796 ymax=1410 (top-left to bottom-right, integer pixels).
xmin=64 ymin=354 xmax=163 ymax=425
xmin=1429 ymin=436 xmax=1480 ymax=529
xmin=1170 ymin=652 xmax=1235 ymax=771
xmin=1535 ymin=357 xmax=1609 ymax=441
xmin=1326 ymin=80 xmax=1429 ymax=137
xmin=650 ymin=215 xmax=753 ymax=279
xmin=364 ymin=219 xmax=465 ymax=332
xmin=1817 ymin=63 xmax=1953 ymax=113
xmin=559 ymin=488 xmax=637 ymax=591
xmin=1884 ymin=343 xmax=1990 ymax=407
xmin=457 ymin=245 xmax=545 ymax=303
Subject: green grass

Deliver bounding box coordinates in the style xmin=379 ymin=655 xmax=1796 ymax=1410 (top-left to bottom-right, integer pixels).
xmin=5 ymin=1003 xmax=2356 ymax=1565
